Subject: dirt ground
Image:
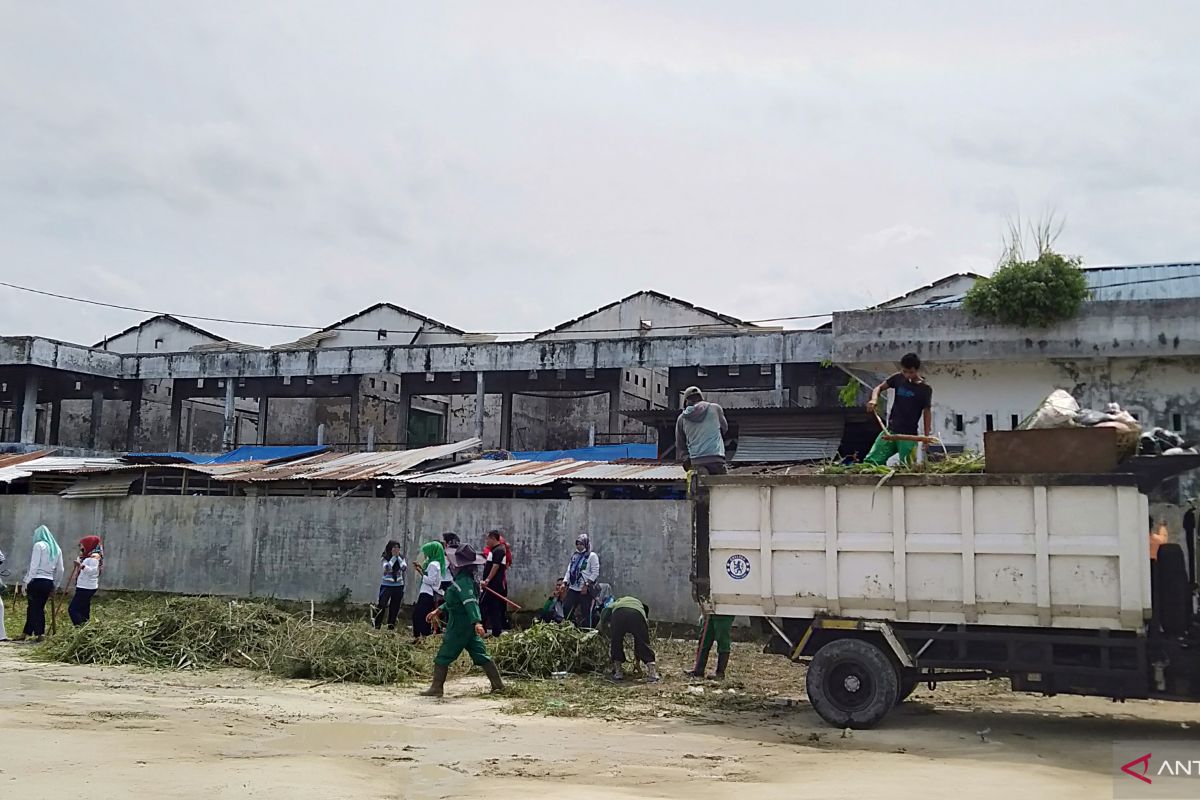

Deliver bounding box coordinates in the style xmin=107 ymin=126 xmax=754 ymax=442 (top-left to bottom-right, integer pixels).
xmin=3 ymin=641 xmax=1198 ymax=799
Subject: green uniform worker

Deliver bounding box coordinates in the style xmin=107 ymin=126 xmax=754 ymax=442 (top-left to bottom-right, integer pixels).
xmin=685 ymin=613 xmax=733 ymax=679
xmin=421 ymin=544 xmax=504 ymax=697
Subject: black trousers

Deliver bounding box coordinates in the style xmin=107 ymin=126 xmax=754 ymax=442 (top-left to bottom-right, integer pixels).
xmin=693 ymin=462 xmax=728 ymax=475
xmin=412 ymin=592 xmax=438 ymax=638
xmin=373 ymin=585 xmax=404 ymax=629
xmin=480 ymin=586 xmax=508 ymax=637
xmin=609 ymin=606 xmax=655 ymax=665
xmin=562 ymin=588 xmax=598 ymax=628
xmin=69 ymin=588 xmax=97 ymax=626
xmin=23 ymin=578 xmax=54 ymax=637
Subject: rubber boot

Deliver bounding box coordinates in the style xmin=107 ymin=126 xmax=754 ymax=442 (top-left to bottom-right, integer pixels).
xmin=710 ymin=652 xmax=729 ymax=680
xmin=482 ymin=660 xmax=505 ymax=693
xmin=610 ymin=661 xmax=624 ymax=681
xmin=421 ymin=664 xmax=448 ymax=697
xmin=644 ymin=662 xmax=660 ymax=683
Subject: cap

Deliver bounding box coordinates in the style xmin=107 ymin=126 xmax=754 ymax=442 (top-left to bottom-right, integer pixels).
xmin=683 ymin=386 xmax=704 ymax=401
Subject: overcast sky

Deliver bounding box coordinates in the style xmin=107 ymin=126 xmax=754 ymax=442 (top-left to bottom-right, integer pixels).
xmin=2 ymin=2 xmax=1198 ymax=346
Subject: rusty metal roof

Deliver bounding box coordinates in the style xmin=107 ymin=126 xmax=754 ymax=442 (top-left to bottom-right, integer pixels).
xmin=398 ymin=458 xmax=685 ymax=487
xmin=223 ymin=439 xmax=483 ymax=482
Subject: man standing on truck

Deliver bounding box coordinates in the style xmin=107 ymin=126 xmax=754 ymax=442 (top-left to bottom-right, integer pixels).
xmin=676 ymin=386 xmax=730 ymax=475
xmin=865 ymin=353 xmax=933 ymax=466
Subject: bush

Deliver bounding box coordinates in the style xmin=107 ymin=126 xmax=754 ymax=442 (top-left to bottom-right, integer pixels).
xmin=964 ymin=250 xmax=1089 ymax=327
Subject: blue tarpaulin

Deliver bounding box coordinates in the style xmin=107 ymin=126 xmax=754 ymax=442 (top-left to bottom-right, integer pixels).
xmin=124 ymin=445 xmax=326 ymax=465
xmin=495 ymin=443 xmax=658 ymax=462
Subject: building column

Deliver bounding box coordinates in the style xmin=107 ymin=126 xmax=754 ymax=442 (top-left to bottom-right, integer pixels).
xmin=473 ymin=371 xmax=485 ymax=441
xmin=49 ymin=399 xmax=62 ymax=446
xmin=221 ymin=380 xmax=237 ymax=451
xmin=397 ymin=378 xmax=412 ymax=448
xmin=608 ymin=383 xmax=621 ymax=443
xmin=125 ymin=381 xmax=143 ymax=451
xmin=775 ymin=363 xmax=786 ymax=408
xmin=18 ymin=374 xmax=40 ymax=444
xmin=87 ymin=386 xmax=103 ymax=449
xmin=348 ymin=376 xmax=361 ymax=448
xmin=169 ymin=382 xmax=184 ymax=451
xmin=500 ymin=390 xmax=514 ymax=451
xmin=256 ymin=395 xmax=270 ymax=445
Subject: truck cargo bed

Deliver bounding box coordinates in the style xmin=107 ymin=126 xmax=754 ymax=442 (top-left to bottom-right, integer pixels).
xmin=698 ymin=473 xmax=1151 ymax=632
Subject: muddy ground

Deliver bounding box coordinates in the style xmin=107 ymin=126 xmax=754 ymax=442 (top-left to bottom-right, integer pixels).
xmin=2 ymin=638 xmax=1197 ymax=799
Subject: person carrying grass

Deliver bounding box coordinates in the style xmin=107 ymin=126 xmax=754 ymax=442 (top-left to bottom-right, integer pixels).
xmin=864 ymin=352 xmax=933 ymax=466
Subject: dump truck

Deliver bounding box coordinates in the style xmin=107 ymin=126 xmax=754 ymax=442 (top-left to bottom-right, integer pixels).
xmin=692 ymin=470 xmax=1199 ymax=728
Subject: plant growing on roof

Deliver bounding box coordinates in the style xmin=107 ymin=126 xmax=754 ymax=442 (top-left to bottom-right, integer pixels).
xmin=964 ymin=215 xmax=1090 ymax=327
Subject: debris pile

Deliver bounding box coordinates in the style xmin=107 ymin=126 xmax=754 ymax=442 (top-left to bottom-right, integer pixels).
xmin=489 ymin=623 xmax=609 ymax=678
xmin=39 ymin=597 xmax=419 ymax=684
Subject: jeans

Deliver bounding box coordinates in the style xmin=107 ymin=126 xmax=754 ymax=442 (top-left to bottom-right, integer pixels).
xmin=373 ymin=585 xmax=404 ymax=629
xmin=69 ymin=588 xmax=97 ymax=626
xmin=23 ymin=578 xmax=54 ymax=637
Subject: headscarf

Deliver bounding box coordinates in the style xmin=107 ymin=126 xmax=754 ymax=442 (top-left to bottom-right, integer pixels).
xmin=80 ymin=536 xmax=102 ymax=559
xmin=568 ymin=533 xmax=590 ymax=586
xmin=420 ymin=541 xmax=447 ymax=575
xmin=33 ymin=525 xmax=60 ymax=563
xmin=79 ymin=535 xmax=103 ymax=573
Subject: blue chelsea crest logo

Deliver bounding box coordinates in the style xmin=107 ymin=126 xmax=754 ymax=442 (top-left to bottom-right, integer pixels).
xmin=725 ymin=554 xmax=751 ymax=580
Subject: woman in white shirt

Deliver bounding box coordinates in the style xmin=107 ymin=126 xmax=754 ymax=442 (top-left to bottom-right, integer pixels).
xmin=17 ymin=525 xmax=63 ymax=642
xmin=562 ymin=533 xmax=601 ymax=628
xmin=412 ymin=540 xmax=446 ymax=642
xmin=67 ymin=535 xmax=103 ymax=626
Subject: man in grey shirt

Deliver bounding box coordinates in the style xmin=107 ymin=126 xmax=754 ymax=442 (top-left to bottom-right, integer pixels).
xmin=675 ymin=386 xmax=730 ymax=475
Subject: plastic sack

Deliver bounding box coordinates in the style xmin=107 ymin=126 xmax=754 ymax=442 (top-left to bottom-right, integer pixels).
xmin=1076 ymin=408 xmax=1113 ymax=427
xmin=1020 ymin=390 xmax=1080 ymax=430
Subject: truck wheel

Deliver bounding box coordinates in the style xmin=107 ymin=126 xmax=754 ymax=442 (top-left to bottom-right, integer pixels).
xmin=806 ymin=639 xmax=899 ymax=728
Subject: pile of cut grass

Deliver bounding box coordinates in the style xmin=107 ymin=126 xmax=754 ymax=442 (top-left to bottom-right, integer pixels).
xmin=489 ymin=622 xmax=608 ymax=678
xmin=819 ymin=452 xmax=985 ymax=475
xmin=38 ymin=596 xmax=418 ymax=684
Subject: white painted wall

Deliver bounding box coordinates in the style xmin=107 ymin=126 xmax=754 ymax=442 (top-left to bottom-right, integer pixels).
xmin=100 ymin=317 xmax=223 ymax=354
xmin=539 ymin=293 xmax=742 ymax=341
xmin=318 ymin=305 xmax=468 ymax=348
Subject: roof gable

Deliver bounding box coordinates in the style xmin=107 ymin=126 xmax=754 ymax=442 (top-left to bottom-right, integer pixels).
xmin=320 ymin=303 xmax=465 ymax=335
xmin=95 ymin=314 xmax=226 ymax=350
xmin=535 ymin=290 xmax=748 ymax=339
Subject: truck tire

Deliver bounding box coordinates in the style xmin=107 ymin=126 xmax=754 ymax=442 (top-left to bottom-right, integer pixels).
xmin=806 ymin=638 xmax=899 ymax=728
xmin=1157 ymin=543 xmax=1192 ymax=636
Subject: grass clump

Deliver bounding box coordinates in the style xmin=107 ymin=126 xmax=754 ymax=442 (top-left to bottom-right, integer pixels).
xmin=820 ymin=452 xmax=985 ymax=475
xmin=38 ymin=596 xmax=418 ymax=685
xmin=489 ymin=623 xmax=608 ymax=678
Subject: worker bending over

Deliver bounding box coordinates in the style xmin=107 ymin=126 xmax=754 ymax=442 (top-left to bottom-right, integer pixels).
xmin=600 ymin=596 xmax=660 ymax=683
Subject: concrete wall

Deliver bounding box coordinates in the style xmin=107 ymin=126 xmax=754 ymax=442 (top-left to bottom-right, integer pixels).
xmin=0 ymin=495 xmax=696 ymax=622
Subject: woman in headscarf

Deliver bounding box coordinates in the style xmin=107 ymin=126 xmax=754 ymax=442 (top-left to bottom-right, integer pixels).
xmin=420 ymin=545 xmax=504 ymax=697
xmin=561 ymin=533 xmax=600 ymax=628
xmin=411 ymin=540 xmax=446 ymax=642
xmin=67 ymin=536 xmax=103 ymax=627
xmin=17 ymin=525 xmax=64 ymax=642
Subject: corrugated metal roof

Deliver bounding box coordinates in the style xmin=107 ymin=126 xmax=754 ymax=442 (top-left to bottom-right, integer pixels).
xmin=398 ymin=458 xmax=685 ymax=486
xmin=60 ymin=473 xmax=140 ymax=499
xmin=225 ymin=439 xmax=482 ymax=482
xmin=900 ymin=262 xmax=1200 ymax=309
xmin=1082 ymin=262 xmax=1200 ymax=301
xmin=731 ymin=435 xmax=842 ymax=464
xmin=0 ymin=455 xmax=124 ymax=484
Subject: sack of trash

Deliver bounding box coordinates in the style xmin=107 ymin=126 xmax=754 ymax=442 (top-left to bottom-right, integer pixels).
xmin=1140 ymin=427 xmax=1189 ymax=455
xmin=1019 ymin=390 xmax=1080 ymax=430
